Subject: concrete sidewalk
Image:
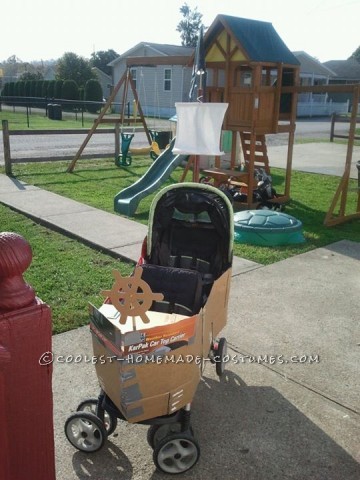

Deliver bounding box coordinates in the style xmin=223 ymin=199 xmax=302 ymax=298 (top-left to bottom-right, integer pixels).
xmin=268 ymin=142 xmax=360 ymax=179
xmin=0 ymin=174 xmax=260 ymax=275
xmin=0 ymin=173 xmax=359 ymax=479
xmin=53 ymin=240 xmax=360 ymax=480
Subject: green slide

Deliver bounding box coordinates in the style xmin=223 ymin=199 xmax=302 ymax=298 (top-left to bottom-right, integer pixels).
xmin=114 ymin=138 xmax=189 ymax=217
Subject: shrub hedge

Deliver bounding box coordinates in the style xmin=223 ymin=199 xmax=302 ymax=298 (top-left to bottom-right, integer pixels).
xmin=1 ymin=77 xmax=103 ymax=112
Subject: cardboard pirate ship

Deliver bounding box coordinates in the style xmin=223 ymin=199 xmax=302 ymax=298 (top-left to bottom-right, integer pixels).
xmin=88 ymin=99 xmax=232 ymax=425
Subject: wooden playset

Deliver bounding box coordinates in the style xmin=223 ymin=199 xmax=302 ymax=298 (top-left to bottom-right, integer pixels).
xmin=198 ymin=15 xmax=300 ymax=208
xmin=67 ymin=13 xmax=359 ymax=224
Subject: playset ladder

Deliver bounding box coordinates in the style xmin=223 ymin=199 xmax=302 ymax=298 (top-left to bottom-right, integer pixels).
xmin=240 ymin=132 xmax=270 ymax=174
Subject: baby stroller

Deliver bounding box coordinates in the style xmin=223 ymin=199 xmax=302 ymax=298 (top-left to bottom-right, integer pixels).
xmin=64 ymin=183 xmax=234 ymax=474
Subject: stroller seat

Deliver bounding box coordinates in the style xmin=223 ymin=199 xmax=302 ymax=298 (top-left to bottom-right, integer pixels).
xmin=140 ymin=263 xmax=203 ymax=316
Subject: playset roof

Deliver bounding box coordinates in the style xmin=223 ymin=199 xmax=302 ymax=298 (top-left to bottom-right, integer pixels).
xmin=205 ymin=14 xmax=300 ymax=66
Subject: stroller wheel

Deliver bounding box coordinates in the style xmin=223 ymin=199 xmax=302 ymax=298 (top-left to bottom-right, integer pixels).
xmin=153 ymin=432 xmax=200 ymax=474
xmin=215 ymin=337 xmax=228 ymax=377
xmin=64 ymin=412 xmax=106 ymax=453
xmin=147 ymin=423 xmax=194 ymax=449
xmin=77 ymin=398 xmax=117 ymax=435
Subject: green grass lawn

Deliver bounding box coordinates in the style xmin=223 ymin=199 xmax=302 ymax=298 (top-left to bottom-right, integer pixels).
xmin=0 ymin=108 xmax=148 ymax=130
xmin=2 ymin=155 xmax=359 ymax=267
xmin=1 ymin=111 xmax=358 ymax=334
xmin=1 ymin=203 xmax=133 ymax=333
xmin=0 ymin=108 xmax=97 ymax=130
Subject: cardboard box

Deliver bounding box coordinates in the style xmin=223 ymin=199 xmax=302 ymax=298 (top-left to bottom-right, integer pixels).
xmin=90 ymin=267 xmax=232 ymax=423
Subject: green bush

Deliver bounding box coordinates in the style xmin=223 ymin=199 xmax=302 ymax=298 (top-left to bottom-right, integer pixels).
xmin=3 ymin=82 xmax=14 ymax=105
xmin=84 ymin=79 xmax=103 ymax=113
xmin=30 ymin=80 xmax=37 ymax=97
xmin=34 ymin=80 xmax=45 ymax=107
xmin=54 ymin=80 xmax=63 ymax=99
xmin=36 ymin=81 xmax=43 ymax=97
xmin=42 ymin=80 xmax=49 ymax=97
xmin=47 ymin=80 xmax=56 ymax=98
xmin=17 ymin=81 xmax=25 ymax=106
xmin=25 ymin=80 xmax=31 ymax=97
xmin=62 ymin=79 xmax=79 ymax=110
xmin=8 ymin=82 xmax=15 ymax=96
xmin=1 ymin=82 xmax=9 ymax=96
xmin=18 ymin=81 xmax=25 ymax=97
xmin=3 ymin=82 xmax=15 ymax=104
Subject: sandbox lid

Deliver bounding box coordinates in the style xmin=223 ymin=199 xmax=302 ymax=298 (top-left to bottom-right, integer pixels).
xmin=234 ymin=210 xmax=305 ymax=246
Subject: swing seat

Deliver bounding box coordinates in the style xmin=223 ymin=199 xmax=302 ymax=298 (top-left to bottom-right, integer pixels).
xmin=121 ymin=133 xmax=134 ymax=155
xmin=116 ymin=133 xmax=134 ymax=167
xmin=130 ymin=146 xmax=152 ymax=155
xmin=149 ymin=130 xmax=171 ymax=150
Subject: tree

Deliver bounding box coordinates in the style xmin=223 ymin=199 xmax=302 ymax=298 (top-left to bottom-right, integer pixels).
xmin=176 ymin=3 xmax=204 ymax=47
xmin=1 ymin=55 xmax=22 ymax=80
xmin=349 ymin=46 xmax=360 ymax=63
xmin=56 ymin=52 xmax=95 ymax=88
xmin=18 ymin=71 xmax=43 ymax=82
xmin=90 ymin=49 xmax=118 ymax=76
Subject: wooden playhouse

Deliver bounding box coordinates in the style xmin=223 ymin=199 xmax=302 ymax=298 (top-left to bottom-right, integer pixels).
xmin=200 ymin=15 xmax=301 ymax=208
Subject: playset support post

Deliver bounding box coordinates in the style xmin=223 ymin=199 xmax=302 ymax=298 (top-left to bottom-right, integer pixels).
xmin=324 ymin=84 xmax=360 ymax=226
xmin=0 ymin=232 xmax=55 ymax=480
xmin=2 ymin=120 xmax=12 ymax=176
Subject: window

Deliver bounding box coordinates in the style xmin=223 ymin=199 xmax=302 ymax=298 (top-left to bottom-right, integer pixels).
xmin=261 ymin=67 xmax=276 ymax=86
xmin=131 ymin=69 xmax=137 ymax=90
xmin=234 ymin=66 xmax=253 ymax=87
xmin=164 ymin=68 xmax=172 ymax=91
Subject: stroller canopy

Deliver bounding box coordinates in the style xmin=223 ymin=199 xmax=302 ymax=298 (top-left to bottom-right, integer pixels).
xmin=147 ymin=183 xmax=234 ymax=279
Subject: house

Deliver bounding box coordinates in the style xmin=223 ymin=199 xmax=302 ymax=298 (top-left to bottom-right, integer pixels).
xmin=323 ymin=58 xmax=360 ymax=104
xmin=108 ymin=42 xmax=194 ymax=117
xmin=324 ymin=58 xmax=360 ymax=83
xmin=92 ymin=67 xmax=112 ymax=100
xmin=293 ymin=51 xmax=335 ymax=102
xmin=290 ymin=51 xmax=346 ymax=116
xmin=42 ymin=64 xmax=56 ymax=81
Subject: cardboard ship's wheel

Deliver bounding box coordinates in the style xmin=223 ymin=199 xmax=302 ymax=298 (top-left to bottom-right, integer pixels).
xmin=101 ymin=267 xmax=163 ymax=324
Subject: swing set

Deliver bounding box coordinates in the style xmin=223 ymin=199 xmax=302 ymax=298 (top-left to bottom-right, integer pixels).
xmin=115 ymin=70 xmax=167 ymax=166
xmin=67 ymin=68 xmax=162 ymax=172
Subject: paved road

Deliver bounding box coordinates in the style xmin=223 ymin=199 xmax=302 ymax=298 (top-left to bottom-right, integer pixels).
xmin=0 ymin=118 xmax=351 ymax=164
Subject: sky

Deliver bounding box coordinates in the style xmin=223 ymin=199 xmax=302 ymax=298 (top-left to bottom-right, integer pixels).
xmin=2 ymin=0 xmax=359 ymax=64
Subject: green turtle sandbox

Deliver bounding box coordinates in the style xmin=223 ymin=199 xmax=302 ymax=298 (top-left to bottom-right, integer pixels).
xmin=234 ymin=210 xmax=305 ymax=246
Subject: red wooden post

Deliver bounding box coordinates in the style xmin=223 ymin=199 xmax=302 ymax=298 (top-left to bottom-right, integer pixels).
xmin=0 ymin=232 xmax=55 ymax=480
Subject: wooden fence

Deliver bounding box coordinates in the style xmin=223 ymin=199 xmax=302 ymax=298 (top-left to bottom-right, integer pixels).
xmin=1 ymin=120 xmax=127 ymax=175
xmin=330 ymin=113 xmax=360 ymax=142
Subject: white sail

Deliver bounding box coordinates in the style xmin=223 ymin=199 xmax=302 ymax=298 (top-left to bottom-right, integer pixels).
xmin=173 ymin=102 xmax=229 ymax=156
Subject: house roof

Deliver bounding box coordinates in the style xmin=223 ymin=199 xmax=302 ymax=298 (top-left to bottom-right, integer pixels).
xmin=323 ymin=59 xmax=360 ymax=80
xmin=205 ymin=15 xmax=300 ymax=65
xmin=91 ymin=67 xmax=111 ymax=82
xmin=108 ymin=43 xmax=193 ymax=67
xmin=293 ymin=51 xmax=336 ymax=77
